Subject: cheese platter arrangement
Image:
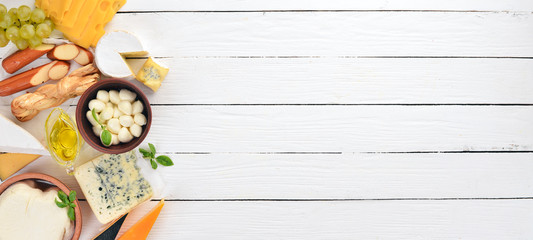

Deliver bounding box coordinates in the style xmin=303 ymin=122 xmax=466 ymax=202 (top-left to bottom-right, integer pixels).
xmin=0 ymin=0 xmax=171 ymax=239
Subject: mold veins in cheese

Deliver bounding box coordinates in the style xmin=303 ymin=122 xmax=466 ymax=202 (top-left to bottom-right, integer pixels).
xmin=95 ymin=31 xmax=148 ymax=80
xmin=75 ymin=151 xmax=153 ymax=224
xmin=0 ymin=181 xmax=73 ymax=240
xmin=0 ymin=113 xmax=47 ymax=155
xmin=137 ymin=57 xmax=169 ymax=92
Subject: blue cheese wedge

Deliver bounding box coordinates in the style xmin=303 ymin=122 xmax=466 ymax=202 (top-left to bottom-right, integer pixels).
xmin=74 ymin=151 xmax=153 ymax=224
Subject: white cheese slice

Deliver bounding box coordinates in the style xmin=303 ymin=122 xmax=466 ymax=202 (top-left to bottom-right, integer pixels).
xmin=0 ymin=113 xmax=47 ymax=155
xmin=95 ymin=31 xmax=148 ymax=79
xmin=0 ymin=182 xmax=73 ymax=240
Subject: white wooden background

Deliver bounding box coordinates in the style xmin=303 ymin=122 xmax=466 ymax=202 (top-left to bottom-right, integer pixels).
xmin=2 ymin=0 xmax=533 ymax=239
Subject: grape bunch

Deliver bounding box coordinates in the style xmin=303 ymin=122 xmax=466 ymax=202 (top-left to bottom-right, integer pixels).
xmin=0 ymin=4 xmax=55 ymax=50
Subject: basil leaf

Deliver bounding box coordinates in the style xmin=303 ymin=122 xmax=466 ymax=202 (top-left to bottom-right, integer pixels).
xmin=55 ymin=199 xmax=67 ymax=208
xmin=69 ymin=190 xmax=76 ymax=202
xmin=148 ymin=143 xmax=156 ymax=155
xmin=150 ymin=159 xmax=158 ymax=169
xmin=58 ymin=190 xmax=68 ymax=203
xmin=139 ymin=148 xmax=152 ymax=158
xmin=156 ymin=155 xmax=174 ymax=166
xmin=101 ymin=130 xmax=112 ymax=146
xmin=67 ymin=207 xmax=75 ymax=221
xmin=69 ymin=203 xmax=76 ymax=208
xmin=91 ymin=108 xmax=101 ymax=126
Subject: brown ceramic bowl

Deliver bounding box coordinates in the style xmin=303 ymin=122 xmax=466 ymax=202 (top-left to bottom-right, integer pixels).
xmin=0 ymin=173 xmax=82 ymax=240
xmin=76 ymin=78 xmax=152 ymax=154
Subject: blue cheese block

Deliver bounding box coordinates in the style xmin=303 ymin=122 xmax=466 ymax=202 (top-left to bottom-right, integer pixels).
xmin=74 ymin=151 xmax=153 ymax=224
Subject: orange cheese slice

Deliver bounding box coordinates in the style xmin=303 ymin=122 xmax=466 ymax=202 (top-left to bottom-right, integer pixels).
xmin=118 ymin=199 xmax=165 ymax=240
xmin=0 ymin=153 xmax=40 ymax=181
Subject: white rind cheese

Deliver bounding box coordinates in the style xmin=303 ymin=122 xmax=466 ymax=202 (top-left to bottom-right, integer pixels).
xmin=0 ymin=113 xmax=47 ymax=155
xmin=95 ymin=31 xmax=148 ymax=79
xmin=0 ymin=181 xmax=73 ymax=240
xmin=74 ymin=151 xmax=153 ymax=224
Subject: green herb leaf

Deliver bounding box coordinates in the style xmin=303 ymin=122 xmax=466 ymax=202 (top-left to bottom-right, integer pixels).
xmin=69 ymin=203 xmax=76 ymax=208
xmin=150 ymin=158 xmax=158 ymax=169
xmin=58 ymin=190 xmax=68 ymax=203
xmin=91 ymin=108 xmax=101 ymax=126
xmin=101 ymin=130 xmax=112 ymax=146
xmin=68 ymin=190 xmax=76 ymax=202
xmin=67 ymin=207 xmax=75 ymax=221
xmin=139 ymin=148 xmax=152 ymax=158
xmin=148 ymin=143 xmax=156 ymax=155
xmin=55 ymin=199 xmax=67 ymax=208
xmin=156 ymin=155 xmax=174 ymax=166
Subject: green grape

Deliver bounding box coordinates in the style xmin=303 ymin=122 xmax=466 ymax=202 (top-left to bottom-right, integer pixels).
xmin=0 ymin=30 xmax=8 ymax=47
xmin=28 ymin=35 xmax=41 ymax=48
xmin=30 ymin=8 xmax=45 ymax=24
xmin=0 ymin=14 xmax=11 ymax=29
xmin=36 ymin=23 xmax=51 ymax=38
xmin=0 ymin=4 xmax=6 ymax=16
xmin=19 ymin=24 xmax=34 ymax=39
xmin=43 ymin=19 xmax=54 ymax=29
xmin=14 ymin=38 xmax=28 ymax=50
xmin=5 ymin=26 xmax=19 ymax=41
xmin=8 ymin=8 xmax=16 ymax=19
xmin=12 ymin=18 xmax=20 ymax=27
xmin=17 ymin=5 xmax=31 ymax=22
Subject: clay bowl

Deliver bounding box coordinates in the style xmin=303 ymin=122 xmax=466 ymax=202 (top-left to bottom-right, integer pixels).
xmin=76 ymin=78 xmax=152 ymax=154
xmin=0 ymin=173 xmax=82 ymax=240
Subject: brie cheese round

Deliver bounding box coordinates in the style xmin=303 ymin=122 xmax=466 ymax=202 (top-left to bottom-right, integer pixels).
xmin=95 ymin=31 xmax=148 ymax=79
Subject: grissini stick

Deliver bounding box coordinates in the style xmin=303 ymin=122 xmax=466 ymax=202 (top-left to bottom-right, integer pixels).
xmin=11 ymin=64 xmax=99 ymax=122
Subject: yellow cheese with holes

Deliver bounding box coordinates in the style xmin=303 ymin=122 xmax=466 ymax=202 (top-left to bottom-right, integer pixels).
xmin=38 ymin=0 xmax=126 ymax=48
xmin=0 ymin=153 xmax=40 ymax=181
xmin=136 ymin=57 xmax=169 ymax=92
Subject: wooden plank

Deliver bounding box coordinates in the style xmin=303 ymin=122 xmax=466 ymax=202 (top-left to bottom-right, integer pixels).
xmin=126 ymin=57 xmax=533 ymax=104
xmin=143 ymin=106 xmax=533 ymax=152
xmin=1 ymin=105 xmax=531 ymax=153
xmin=3 ymin=57 xmax=533 ymax=106
xmin=101 ymin=12 xmax=533 ymax=57
xmin=80 ymin=200 xmax=533 ymax=239
xmin=120 ymin=0 xmax=533 ymax=11
xmin=2 ymin=105 xmax=530 ymax=153
xmin=15 ymin=153 xmax=533 ymax=200
xmin=12 ymin=153 xmax=533 ymax=200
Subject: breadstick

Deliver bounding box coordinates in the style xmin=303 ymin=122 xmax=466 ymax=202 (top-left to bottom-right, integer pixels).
xmin=11 ymin=64 xmax=100 ymax=122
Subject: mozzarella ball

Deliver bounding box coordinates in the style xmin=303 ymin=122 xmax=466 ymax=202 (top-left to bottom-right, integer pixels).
xmin=88 ymin=99 xmax=105 ymax=112
xmin=86 ymin=110 xmax=99 ymax=126
xmin=100 ymin=106 xmax=114 ymax=121
xmin=111 ymin=133 xmax=119 ymax=145
xmin=109 ymin=90 xmax=120 ymax=104
xmin=119 ymin=115 xmax=134 ymax=127
xmin=96 ymin=90 xmax=109 ymax=103
xmin=119 ymin=89 xmax=137 ymax=102
xmin=106 ymin=102 xmax=113 ymax=108
xmin=107 ymin=118 xmax=121 ymax=134
xmin=133 ymin=113 xmax=147 ymax=126
xmin=118 ymin=101 xmax=132 ymax=115
xmin=132 ymin=100 xmax=143 ymax=115
xmin=113 ymin=106 xmax=123 ymax=118
xmin=118 ymin=127 xmax=133 ymax=143
xmin=129 ymin=124 xmax=142 ymax=137
xmin=92 ymin=126 xmax=102 ymax=137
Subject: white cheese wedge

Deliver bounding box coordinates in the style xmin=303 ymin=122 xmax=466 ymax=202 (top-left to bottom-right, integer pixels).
xmin=0 ymin=113 xmax=47 ymax=155
xmin=0 ymin=181 xmax=73 ymax=240
xmin=75 ymin=151 xmax=153 ymax=224
xmin=95 ymin=31 xmax=148 ymax=79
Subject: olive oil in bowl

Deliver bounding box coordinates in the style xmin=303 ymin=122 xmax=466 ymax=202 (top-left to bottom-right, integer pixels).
xmin=45 ymin=108 xmax=81 ymax=174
